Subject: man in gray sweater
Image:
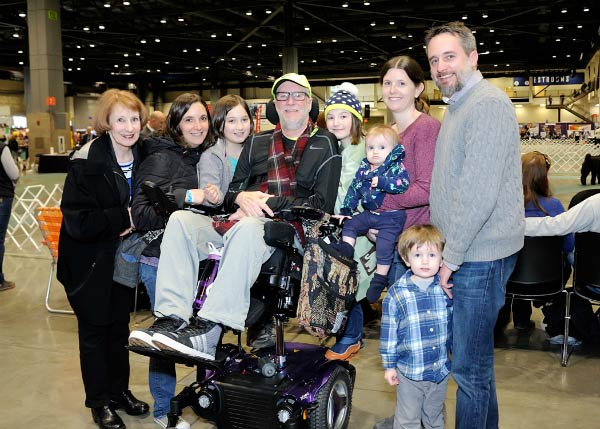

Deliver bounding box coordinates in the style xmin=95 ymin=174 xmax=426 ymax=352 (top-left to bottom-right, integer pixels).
xmin=426 ymin=22 xmax=524 ymax=429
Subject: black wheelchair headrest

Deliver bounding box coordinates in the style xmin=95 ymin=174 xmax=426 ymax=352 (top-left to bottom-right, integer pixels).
xmin=266 ymin=96 xmax=320 ymax=125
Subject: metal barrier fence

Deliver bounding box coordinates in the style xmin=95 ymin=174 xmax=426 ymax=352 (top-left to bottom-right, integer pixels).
xmin=520 ymin=139 xmax=600 ymax=174
xmin=7 ymin=184 xmax=63 ymax=255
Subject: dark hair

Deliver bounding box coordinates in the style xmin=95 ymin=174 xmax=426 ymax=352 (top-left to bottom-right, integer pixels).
xmin=166 ymin=93 xmax=214 ymax=150
xmin=424 ymin=21 xmax=477 ymax=55
xmin=379 ymin=55 xmax=427 ymax=113
xmin=522 ymin=151 xmax=552 ymax=215
xmin=207 ymin=94 xmax=254 ymax=150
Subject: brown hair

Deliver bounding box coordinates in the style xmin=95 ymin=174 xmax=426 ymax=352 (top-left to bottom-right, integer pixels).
xmin=211 ymin=95 xmax=254 ymax=141
xmin=379 ymin=55 xmax=427 ymax=113
xmin=166 ymin=93 xmax=214 ymax=150
xmin=398 ymin=224 xmax=445 ymax=262
xmin=522 ymin=151 xmax=552 ymax=215
xmin=424 ymin=21 xmax=477 ymax=56
xmin=92 ymin=89 xmax=147 ymax=134
xmin=366 ymin=124 xmax=399 ymax=147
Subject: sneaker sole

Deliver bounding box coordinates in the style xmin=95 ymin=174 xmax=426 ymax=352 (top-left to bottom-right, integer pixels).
xmin=152 ymin=333 xmax=215 ymax=361
xmin=128 ymin=331 xmax=158 ymax=349
xmin=325 ymin=341 xmax=362 ymax=361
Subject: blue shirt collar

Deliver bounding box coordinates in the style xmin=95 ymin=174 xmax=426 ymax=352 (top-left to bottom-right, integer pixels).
xmin=442 ymin=70 xmax=483 ymax=105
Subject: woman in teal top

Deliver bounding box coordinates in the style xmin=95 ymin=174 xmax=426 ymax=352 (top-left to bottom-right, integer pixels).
xmin=197 ymin=94 xmax=254 ymax=209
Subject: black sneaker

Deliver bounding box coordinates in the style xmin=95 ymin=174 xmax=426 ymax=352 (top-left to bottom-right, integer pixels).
xmin=247 ymin=320 xmax=275 ymax=349
xmin=129 ymin=316 xmax=187 ymax=349
xmin=152 ymin=317 xmax=222 ymax=360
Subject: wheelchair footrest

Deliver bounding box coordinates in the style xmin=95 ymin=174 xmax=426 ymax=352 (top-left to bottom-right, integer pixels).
xmin=127 ymin=344 xmax=237 ymax=370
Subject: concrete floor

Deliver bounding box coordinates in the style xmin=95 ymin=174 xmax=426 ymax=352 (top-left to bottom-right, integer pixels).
xmin=1 ymin=171 xmax=600 ymax=428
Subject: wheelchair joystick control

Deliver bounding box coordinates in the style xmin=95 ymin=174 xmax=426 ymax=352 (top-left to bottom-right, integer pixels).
xmin=194 ymin=244 xmax=222 ymax=314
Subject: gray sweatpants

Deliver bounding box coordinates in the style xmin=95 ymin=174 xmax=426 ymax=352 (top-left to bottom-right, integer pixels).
xmin=154 ymin=211 xmax=275 ymax=330
xmin=393 ymin=371 xmax=449 ymax=429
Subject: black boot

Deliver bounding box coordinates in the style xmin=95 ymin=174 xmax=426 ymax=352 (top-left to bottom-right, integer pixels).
xmin=91 ymin=405 xmax=125 ymax=429
xmin=109 ymin=390 xmax=149 ymax=416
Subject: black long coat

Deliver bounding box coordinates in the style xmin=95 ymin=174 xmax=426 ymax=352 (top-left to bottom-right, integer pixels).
xmin=57 ymin=133 xmax=140 ymax=324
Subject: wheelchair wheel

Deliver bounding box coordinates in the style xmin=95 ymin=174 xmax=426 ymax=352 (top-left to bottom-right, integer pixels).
xmin=308 ymin=365 xmax=352 ymax=429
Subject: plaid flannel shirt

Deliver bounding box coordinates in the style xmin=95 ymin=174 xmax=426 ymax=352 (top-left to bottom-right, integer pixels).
xmin=380 ymin=271 xmax=452 ymax=382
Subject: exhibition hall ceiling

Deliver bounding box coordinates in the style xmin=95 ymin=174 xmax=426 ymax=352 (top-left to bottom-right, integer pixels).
xmin=0 ymin=0 xmax=598 ymax=92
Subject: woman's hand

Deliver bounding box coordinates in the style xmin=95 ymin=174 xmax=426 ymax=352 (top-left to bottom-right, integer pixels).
xmin=235 ymin=191 xmax=274 ymax=217
xmin=120 ymin=208 xmax=135 ymax=236
xmin=188 ymin=188 xmax=206 ymax=205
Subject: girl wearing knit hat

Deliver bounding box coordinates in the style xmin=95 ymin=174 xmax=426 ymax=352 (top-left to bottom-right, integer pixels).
xmin=323 ymin=82 xmax=374 ymax=361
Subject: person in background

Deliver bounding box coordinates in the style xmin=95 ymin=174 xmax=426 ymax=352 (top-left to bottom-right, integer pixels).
xmin=525 ymin=191 xmax=600 ymax=235
xmin=375 ymin=224 xmax=452 ymax=429
xmin=0 ymin=134 xmax=19 ymax=292
xmin=80 ymin=126 xmax=95 ymax=146
xmin=131 ymin=93 xmax=216 ymax=429
xmin=57 ymin=89 xmax=150 ymax=429
xmin=141 ymin=110 xmax=167 ymax=140
xmin=496 ymin=151 xmax=573 ymax=334
xmin=8 ymin=131 xmax=19 ymax=164
xmin=426 ymin=21 xmax=524 ymax=428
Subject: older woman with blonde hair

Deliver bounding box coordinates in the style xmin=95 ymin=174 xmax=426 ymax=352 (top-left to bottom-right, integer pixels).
xmin=58 ymin=89 xmax=149 ymax=429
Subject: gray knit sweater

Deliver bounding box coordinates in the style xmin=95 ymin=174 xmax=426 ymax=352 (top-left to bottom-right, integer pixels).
xmin=430 ymin=79 xmax=524 ymax=265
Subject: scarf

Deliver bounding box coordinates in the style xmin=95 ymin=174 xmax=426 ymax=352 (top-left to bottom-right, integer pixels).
xmin=264 ymin=120 xmax=315 ymax=196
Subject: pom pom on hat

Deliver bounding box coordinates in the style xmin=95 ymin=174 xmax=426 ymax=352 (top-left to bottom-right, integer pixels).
xmin=324 ymin=82 xmax=363 ymax=121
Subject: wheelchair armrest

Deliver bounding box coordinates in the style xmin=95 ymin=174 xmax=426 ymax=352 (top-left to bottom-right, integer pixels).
xmin=263 ymin=221 xmax=296 ymax=249
xmin=291 ymin=205 xmax=325 ymax=221
xmin=141 ymin=181 xmax=179 ymax=220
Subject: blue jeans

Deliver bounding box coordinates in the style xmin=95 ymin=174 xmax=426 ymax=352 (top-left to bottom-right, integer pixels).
xmin=451 ymin=254 xmax=518 ymax=429
xmin=139 ymin=262 xmax=176 ymax=419
xmin=0 ymin=197 xmax=13 ymax=284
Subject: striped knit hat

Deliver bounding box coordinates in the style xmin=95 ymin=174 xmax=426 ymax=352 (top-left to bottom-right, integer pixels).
xmin=324 ymin=82 xmax=363 ymax=121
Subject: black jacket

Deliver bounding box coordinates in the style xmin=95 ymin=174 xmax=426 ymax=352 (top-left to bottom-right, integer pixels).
xmin=224 ymin=127 xmax=342 ymax=215
xmin=131 ymin=134 xmax=201 ymax=256
xmin=57 ymin=133 xmax=140 ymax=324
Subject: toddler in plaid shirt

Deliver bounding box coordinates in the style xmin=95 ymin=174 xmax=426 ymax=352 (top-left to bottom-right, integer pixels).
xmin=376 ymin=224 xmax=452 ymax=429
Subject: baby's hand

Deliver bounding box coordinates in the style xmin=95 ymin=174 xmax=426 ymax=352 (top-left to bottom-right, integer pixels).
xmin=384 ymin=368 xmax=399 ymax=386
xmin=371 ymin=176 xmax=379 ymax=188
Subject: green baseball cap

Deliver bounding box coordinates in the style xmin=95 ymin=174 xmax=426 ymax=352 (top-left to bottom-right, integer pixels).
xmin=271 ymin=73 xmax=312 ymax=98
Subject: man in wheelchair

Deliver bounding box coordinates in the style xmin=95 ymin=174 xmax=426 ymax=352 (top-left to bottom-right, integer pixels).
xmin=129 ymin=73 xmax=341 ymax=361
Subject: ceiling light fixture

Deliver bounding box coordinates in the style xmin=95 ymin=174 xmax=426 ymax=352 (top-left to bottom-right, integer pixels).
xmin=577 ymin=25 xmax=583 ymax=28
xmin=89 ymin=43 xmax=95 ymax=47
xmin=83 ymin=26 xmax=90 ymax=31
xmin=304 ymin=26 xmax=310 ymax=31
xmin=246 ymin=10 xmax=252 ymax=16
xmin=104 ymin=2 xmax=111 ymax=8
xmin=160 ymin=18 xmax=167 ymax=24
xmin=140 ymin=39 xmax=146 ymax=43
xmin=122 ymin=1 xmax=130 ymax=5
xmin=482 ymin=12 xmax=488 ymax=18
xmin=211 ymin=33 xmax=216 ymax=38
xmin=332 ymin=39 xmax=337 ymax=42
xmin=19 ymin=61 xmax=24 ymax=65
xmin=558 ymin=25 xmax=563 ymax=29
xmin=392 ymin=35 xmax=397 ymax=39
xmin=583 ymin=7 xmax=589 ymax=12
xmin=489 ymin=28 xmax=494 ymax=32
xmin=12 ymin=30 xmax=19 ymax=38
xmin=342 ymin=2 xmax=348 ymax=7
xmin=462 ymin=15 xmax=468 ymax=20
xmin=98 ymin=25 xmax=105 ymax=30
xmin=265 ymin=8 xmax=272 ymax=14
xmin=317 ymin=40 xmax=322 ymax=43
xmin=261 ymin=43 xmax=267 ymax=47
xmin=389 ymin=20 xmax=395 ymax=25
xmin=371 ymin=21 xmax=376 ymax=26
xmin=226 ymin=32 xmax=232 ymax=37
xmin=178 ymin=17 xmax=184 ymax=22
xmin=561 ymin=8 xmax=567 ymax=13
xmin=154 ymin=38 xmax=160 ymax=42
xmin=364 ymin=1 xmax=370 ymax=5
xmin=18 ymin=12 xmax=26 ymax=18
xmin=123 ymin=53 xmax=128 ymax=57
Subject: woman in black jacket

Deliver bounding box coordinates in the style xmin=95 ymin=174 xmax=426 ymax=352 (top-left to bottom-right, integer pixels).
xmin=130 ymin=93 xmax=218 ymax=429
xmin=57 ymin=89 xmax=149 ymax=429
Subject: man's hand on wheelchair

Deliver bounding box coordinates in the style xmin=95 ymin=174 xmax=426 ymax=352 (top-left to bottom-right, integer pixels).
xmin=234 ymin=191 xmax=274 ymax=218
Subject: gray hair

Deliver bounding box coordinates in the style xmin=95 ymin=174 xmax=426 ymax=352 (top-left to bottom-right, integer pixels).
xmin=425 ymin=21 xmax=477 ymax=55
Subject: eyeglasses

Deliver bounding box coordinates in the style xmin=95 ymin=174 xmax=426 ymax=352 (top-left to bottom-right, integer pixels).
xmin=275 ymin=91 xmax=309 ymax=101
